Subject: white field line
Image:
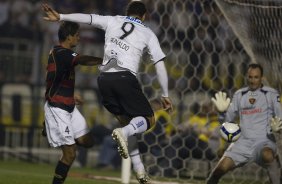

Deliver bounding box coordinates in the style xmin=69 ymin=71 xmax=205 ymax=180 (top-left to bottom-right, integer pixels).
xmin=84 ymin=173 xmax=188 ymax=184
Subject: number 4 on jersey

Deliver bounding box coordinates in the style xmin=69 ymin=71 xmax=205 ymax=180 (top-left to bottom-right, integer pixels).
xmin=120 ymin=22 xmax=135 ymax=39
xmin=65 ymin=126 xmax=70 ymax=134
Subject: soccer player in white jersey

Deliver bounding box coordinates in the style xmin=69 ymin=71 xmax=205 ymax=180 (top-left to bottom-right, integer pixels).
xmin=42 ymin=1 xmax=173 ymax=183
xmin=208 ymin=63 xmax=281 ymax=184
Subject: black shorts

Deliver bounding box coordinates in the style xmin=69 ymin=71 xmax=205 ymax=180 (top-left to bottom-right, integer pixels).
xmin=97 ymin=71 xmax=154 ymax=117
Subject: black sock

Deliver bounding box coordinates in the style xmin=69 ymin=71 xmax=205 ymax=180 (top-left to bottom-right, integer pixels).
xmin=52 ymin=161 xmax=70 ymax=184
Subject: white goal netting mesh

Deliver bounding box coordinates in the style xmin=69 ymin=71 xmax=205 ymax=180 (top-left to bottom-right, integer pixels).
xmin=135 ymin=0 xmax=280 ymax=183
xmin=215 ymin=0 xmax=282 ymax=91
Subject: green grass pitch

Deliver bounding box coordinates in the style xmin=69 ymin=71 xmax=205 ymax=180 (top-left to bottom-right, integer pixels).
xmin=0 ymin=159 xmax=266 ymax=184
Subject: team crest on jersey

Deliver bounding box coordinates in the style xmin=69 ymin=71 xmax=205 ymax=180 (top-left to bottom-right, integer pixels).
xmin=249 ymin=98 xmax=256 ymax=104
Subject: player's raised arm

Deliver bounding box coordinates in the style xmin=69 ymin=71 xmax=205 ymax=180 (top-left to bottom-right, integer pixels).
xmin=42 ymin=4 xmax=60 ymax=21
xmin=42 ymin=3 xmax=94 ymax=25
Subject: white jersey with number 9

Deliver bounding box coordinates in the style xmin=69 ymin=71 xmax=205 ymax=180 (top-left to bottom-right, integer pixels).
xmin=90 ymin=15 xmax=166 ymax=74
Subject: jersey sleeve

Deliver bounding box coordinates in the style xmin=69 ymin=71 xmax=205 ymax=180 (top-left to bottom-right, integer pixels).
xmin=271 ymin=90 xmax=282 ymax=118
xmin=90 ymin=14 xmax=113 ymax=30
xmin=60 ymin=13 xmax=93 ymax=24
xmin=155 ymin=61 xmax=169 ymax=97
xmin=60 ymin=13 xmax=113 ymax=31
xmin=147 ymin=32 xmax=166 ymax=63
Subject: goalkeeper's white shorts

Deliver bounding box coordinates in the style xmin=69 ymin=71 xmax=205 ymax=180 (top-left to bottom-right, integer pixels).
xmin=224 ymin=136 xmax=276 ymax=167
xmin=44 ymin=102 xmax=90 ymax=147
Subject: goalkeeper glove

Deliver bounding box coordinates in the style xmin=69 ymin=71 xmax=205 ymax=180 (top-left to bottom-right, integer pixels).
xmin=270 ymin=116 xmax=282 ymax=132
xmin=211 ymin=91 xmax=231 ymax=113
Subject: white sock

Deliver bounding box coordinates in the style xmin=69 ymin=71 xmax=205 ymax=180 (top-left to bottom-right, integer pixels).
xmin=122 ymin=116 xmax=148 ymax=137
xmin=266 ymin=159 xmax=280 ymax=184
xmin=128 ymin=136 xmax=145 ymax=173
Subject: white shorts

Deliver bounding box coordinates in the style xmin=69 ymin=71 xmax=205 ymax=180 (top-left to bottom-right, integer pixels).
xmin=44 ymin=102 xmax=89 ymax=147
xmin=223 ymin=136 xmax=277 ymax=167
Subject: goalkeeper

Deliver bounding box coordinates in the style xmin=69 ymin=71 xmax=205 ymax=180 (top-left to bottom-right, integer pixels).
xmin=207 ymin=63 xmax=281 ymax=184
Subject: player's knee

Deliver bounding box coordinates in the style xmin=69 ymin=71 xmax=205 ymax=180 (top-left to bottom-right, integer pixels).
xmin=83 ymin=140 xmax=94 ymax=148
xmin=261 ymin=148 xmax=275 ymax=163
xmin=76 ymin=133 xmax=94 ymax=148
xmin=62 ymin=150 xmax=76 ymax=164
xmin=217 ymin=164 xmax=229 ymax=173
xmin=83 ymin=136 xmax=95 ymax=148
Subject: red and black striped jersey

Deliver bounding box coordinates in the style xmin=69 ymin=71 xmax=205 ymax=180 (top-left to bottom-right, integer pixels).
xmin=45 ymin=45 xmax=79 ymax=112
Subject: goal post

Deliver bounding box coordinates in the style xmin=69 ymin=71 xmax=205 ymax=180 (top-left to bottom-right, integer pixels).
xmin=121 ymin=158 xmax=131 ymax=184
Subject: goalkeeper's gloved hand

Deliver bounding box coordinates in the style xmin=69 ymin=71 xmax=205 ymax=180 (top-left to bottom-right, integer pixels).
xmin=211 ymin=91 xmax=231 ymax=113
xmin=270 ymin=116 xmax=282 ymax=132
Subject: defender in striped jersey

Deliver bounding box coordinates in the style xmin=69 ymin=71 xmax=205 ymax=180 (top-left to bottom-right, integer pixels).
xmin=44 ymin=21 xmax=102 ymax=184
xmin=42 ymin=2 xmax=173 ymax=183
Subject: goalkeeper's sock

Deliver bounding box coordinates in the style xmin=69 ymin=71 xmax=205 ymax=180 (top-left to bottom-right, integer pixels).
xmin=52 ymin=161 xmax=70 ymax=184
xmin=122 ymin=116 xmax=150 ymax=137
xmin=266 ymin=159 xmax=280 ymax=184
xmin=206 ymin=176 xmax=220 ymax=184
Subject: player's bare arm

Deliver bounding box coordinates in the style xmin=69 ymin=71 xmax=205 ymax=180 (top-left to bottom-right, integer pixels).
xmin=42 ymin=4 xmax=60 ymax=21
xmin=76 ymin=56 xmax=102 ymax=66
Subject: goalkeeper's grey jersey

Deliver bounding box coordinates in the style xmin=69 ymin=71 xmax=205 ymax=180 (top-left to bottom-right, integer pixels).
xmin=90 ymin=15 xmax=165 ymax=74
xmin=225 ymin=86 xmax=282 ymax=139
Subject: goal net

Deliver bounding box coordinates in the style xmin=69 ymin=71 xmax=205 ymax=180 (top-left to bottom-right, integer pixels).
xmin=215 ymin=0 xmax=282 ymax=91
xmin=134 ymin=0 xmax=281 ymax=183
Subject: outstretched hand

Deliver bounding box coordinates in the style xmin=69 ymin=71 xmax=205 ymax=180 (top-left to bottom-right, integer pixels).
xmin=270 ymin=116 xmax=282 ymax=132
xmin=161 ymin=96 xmax=173 ymax=113
xmin=211 ymin=91 xmax=230 ymax=112
xmin=42 ymin=4 xmax=60 ymax=21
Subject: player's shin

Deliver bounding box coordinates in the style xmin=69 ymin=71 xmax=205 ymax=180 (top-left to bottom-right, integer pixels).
xmin=128 ymin=135 xmax=145 ymax=173
xmin=52 ymin=161 xmax=70 ymax=184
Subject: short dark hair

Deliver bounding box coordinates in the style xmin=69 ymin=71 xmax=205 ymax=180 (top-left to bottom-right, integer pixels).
xmin=248 ymin=63 xmax=263 ymax=76
xmin=58 ymin=21 xmax=79 ymax=42
xmin=126 ymin=1 xmax=147 ymax=17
